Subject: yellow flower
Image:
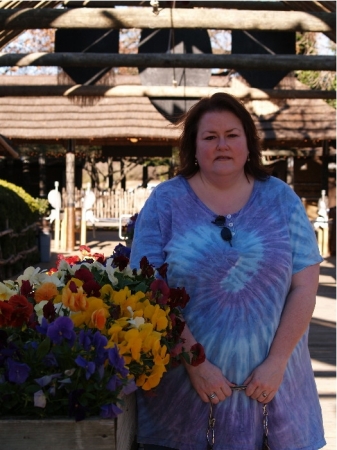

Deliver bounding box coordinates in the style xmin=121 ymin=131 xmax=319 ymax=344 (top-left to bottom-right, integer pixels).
xmin=144 ymin=304 xmax=169 ymax=331
xmin=71 ymin=297 xmax=109 ymax=328
xmin=107 ymin=323 xmax=124 ymax=344
xmin=139 ymin=364 xmax=167 ymax=390
xmin=123 ymin=328 xmax=143 ymax=362
xmin=100 ymin=284 xmax=114 ymax=302
xmin=113 ymin=287 xmax=132 ymax=306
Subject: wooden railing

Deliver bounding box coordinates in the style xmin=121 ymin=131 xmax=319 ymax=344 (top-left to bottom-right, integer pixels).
xmin=61 ymin=188 xmax=151 ymax=221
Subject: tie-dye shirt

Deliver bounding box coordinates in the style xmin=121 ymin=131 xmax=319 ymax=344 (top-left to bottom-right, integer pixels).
xmin=130 ymin=175 xmax=325 ymax=450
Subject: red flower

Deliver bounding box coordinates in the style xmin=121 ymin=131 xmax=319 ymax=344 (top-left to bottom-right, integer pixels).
xmin=0 ymin=301 xmax=14 ymax=326
xmin=150 ymin=279 xmax=170 ymax=305
xmin=140 ymin=257 xmax=155 ymax=278
xmin=43 ymin=300 xmax=56 ymax=322
xmin=171 ymin=317 xmax=185 ymax=338
xmin=82 ymin=279 xmax=101 ymax=297
xmin=157 ymin=263 xmax=168 ymax=279
xmin=93 ymin=253 xmax=105 ymax=264
xmin=8 ymin=295 xmax=34 ymax=327
xmin=190 ymin=343 xmax=206 ymax=367
xmin=169 ymin=287 xmax=190 ymax=309
xmin=20 ymin=280 xmax=33 ymax=297
xmin=113 ymin=255 xmax=129 ymax=271
xmin=74 ymin=268 xmax=94 ymax=283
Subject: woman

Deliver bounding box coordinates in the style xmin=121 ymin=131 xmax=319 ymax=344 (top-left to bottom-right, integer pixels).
xmin=130 ymin=93 xmax=325 ymax=450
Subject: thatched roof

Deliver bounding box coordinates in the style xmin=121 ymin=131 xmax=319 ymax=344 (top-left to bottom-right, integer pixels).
xmin=0 ymin=74 xmax=335 ymax=153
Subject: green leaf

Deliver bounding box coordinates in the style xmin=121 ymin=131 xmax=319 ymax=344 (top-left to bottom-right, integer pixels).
xmin=36 ymin=337 xmax=51 ymax=360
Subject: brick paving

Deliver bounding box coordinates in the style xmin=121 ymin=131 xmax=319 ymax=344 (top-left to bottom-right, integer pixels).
xmin=38 ymin=229 xmax=336 ymax=449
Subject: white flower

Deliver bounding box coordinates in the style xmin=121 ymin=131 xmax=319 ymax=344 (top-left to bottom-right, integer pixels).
xmin=123 ymin=265 xmax=134 ymax=278
xmin=34 ymin=301 xmax=66 ymax=324
xmin=127 ymin=306 xmax=145 ymax=329
xmin=0 ymin=281 xmax=17 ymax=301
xmin=104 ymin=263 xmax=119 ymax=286
xmin=34 ymin=301 xmax=48 ymax=323
xmin=16 ymin=266 xmax=47 ymax=287
xmin=58 ymin=259 xmax=76 ymax=275
xmin=34 ymin=390 xmax=47 ymax=408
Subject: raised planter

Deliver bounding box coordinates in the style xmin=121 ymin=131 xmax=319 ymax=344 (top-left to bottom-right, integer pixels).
xmin=0 ymin=393 xmax=137 ymax=450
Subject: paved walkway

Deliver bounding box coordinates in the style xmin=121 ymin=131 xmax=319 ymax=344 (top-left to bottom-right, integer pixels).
xmin=39 ymin=229 xmax=336 ymax=449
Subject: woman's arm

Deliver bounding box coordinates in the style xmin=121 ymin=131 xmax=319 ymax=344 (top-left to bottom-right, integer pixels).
xmin=244 ymin=263 xmax=320 ymax=403
xmin=181 ymin=323 xmax=235 ymax=404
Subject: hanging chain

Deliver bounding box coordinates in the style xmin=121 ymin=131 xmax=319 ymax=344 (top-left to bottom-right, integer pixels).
xmin=206 ymin=402 xmax=216 ymax=449
xmin=262 ymin=403 xmax=271 ymax=450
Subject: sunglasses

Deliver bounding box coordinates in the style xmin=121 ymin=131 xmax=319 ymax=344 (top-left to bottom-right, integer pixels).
xmin=212 ymin=215 xmax=233 ymax=246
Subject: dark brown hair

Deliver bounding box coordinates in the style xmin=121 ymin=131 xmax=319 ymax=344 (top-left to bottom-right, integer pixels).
xmin=175 ymin=92 xmax=269 ymax=181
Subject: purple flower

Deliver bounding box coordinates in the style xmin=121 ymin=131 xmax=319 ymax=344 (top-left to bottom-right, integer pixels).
xmin=34 ymin=373 xmax=61 ymax=387
xmin=47 ymin=316 xmax=76 ymax=346
xmin=112 ymin=243 xmax=131 ymax=259
xmin=100 ymin=403 xmax=123 ymax=419
xmin=7 ymin=358 xmax=31 ymax=384
xmin=75 ymin=355 xmax=95 ymax=380
xmin=42 ymin=352 xmax=58 ymax=367
xmin=122 ymin=379 xmax=137 ymax=395
xmin=93 ymin=331 xmax=108 ymax=350
xmin=106 ymin=375 xmax=122 ymax=392
xmin=79 ymin=329 xmax=93 ymax=351
xmin=108 ymin=346 xmax=128 ymax=377
xmin=36 ymin=317 xmax=49 ymax=335
xmin=93 ymin=331 xmax=108 ymax=365
xmin=69 ymin=389 xmax=86 ymax=421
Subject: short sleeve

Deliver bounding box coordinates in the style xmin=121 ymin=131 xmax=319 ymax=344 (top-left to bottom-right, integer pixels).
xmin=129 ymin=189 xmax=166 ymax=270
xmin=288 ymin=192 xmax=323 ymax=274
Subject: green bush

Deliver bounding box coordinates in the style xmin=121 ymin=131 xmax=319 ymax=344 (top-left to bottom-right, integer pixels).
xmin=0 ymin=180 xmax=40 ymax=278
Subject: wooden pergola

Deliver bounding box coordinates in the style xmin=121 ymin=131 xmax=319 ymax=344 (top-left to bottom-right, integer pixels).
xmin=0 ymin=1 xmax=335 ymax=250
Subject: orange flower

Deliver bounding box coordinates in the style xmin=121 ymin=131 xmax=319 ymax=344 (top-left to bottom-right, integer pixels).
xmin=91 ymin=308 xmax=107 ymax=330
xmin=62 ymin=285 xmax=88 ymax=312
xmin=34 ymin=282 xmax=58 ymax=303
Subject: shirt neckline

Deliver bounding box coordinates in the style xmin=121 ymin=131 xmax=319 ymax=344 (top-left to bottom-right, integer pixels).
xmin=179 ymin=175 xmax=260 ymax=219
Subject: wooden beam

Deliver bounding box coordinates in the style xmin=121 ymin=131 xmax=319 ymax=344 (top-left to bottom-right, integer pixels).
xmin=0 ymin=53 xmax=335 ymax=71
xmin=0 ymin=135 xmax=20 ymax=159
xmin=64 ymin=1 xmax=293 ymax=10
xmin=0 ymin=84 xmax=335 ymax=100
xmin=0 ymin=8 xmax=334 ymax=32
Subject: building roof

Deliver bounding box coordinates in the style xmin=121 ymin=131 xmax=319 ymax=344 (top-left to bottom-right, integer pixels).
xmin=0 ymin=74 xmax=335 ymax=154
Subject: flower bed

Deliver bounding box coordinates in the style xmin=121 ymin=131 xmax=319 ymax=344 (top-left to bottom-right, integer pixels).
xmin=0 ymin=244 xmax=204 ymax=426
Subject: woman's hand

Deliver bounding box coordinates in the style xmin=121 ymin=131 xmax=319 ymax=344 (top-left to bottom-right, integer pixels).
xmin=243 ymin=355 xmax=287 ymax=403
xmin=183 ymin=358 xmax=235 ymax=404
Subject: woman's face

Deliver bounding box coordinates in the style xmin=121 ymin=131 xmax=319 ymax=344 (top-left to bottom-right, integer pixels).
xmin=195 ymin=110 xmax=249 ymax=180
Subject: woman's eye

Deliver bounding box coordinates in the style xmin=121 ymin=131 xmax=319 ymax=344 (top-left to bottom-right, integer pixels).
xmin=228 ymin=133 xmax=238 ymax=138
xmin=205 ymin=136 xmax=215 ymax=140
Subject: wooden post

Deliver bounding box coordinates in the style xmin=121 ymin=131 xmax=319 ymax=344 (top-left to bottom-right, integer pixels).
xmin=286 ymin=156 xmax=294 ymax=190
xmin=66 ymin=140 xmax=76 ymax=252
xmin=80 ymin=206 xmax=86 ymax=246
xmin=38 ymin=152 xmax=47 ymax=198
xmin=54 ymin=181 xmax=61 ymax=252
xmin=60 ymin=207 xmax=67 ymax=251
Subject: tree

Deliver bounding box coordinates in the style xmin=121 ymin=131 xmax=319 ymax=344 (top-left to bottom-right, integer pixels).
xmin=296 ymin=32 xmax=336 ymax=108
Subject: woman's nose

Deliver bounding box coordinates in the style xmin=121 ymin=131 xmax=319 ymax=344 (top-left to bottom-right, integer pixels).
xmin=217 ymin=137 xmax=229 ymax=149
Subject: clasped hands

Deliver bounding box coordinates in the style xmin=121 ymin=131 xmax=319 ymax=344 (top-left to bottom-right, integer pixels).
xmin=184 ymin=356 xmax=285 ymax=404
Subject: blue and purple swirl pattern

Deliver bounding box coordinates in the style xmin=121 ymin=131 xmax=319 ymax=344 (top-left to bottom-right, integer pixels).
xmin=130 ymin=176 xmax=325 ymax=450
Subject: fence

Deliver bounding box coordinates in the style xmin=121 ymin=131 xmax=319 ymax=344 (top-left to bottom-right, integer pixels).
xmin=61 ymin=187 xmax=151 ymax=222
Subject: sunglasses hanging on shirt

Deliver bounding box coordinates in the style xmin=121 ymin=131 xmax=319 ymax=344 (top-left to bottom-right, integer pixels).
xmin=212 ymin=215 xmax=233 ymax=246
